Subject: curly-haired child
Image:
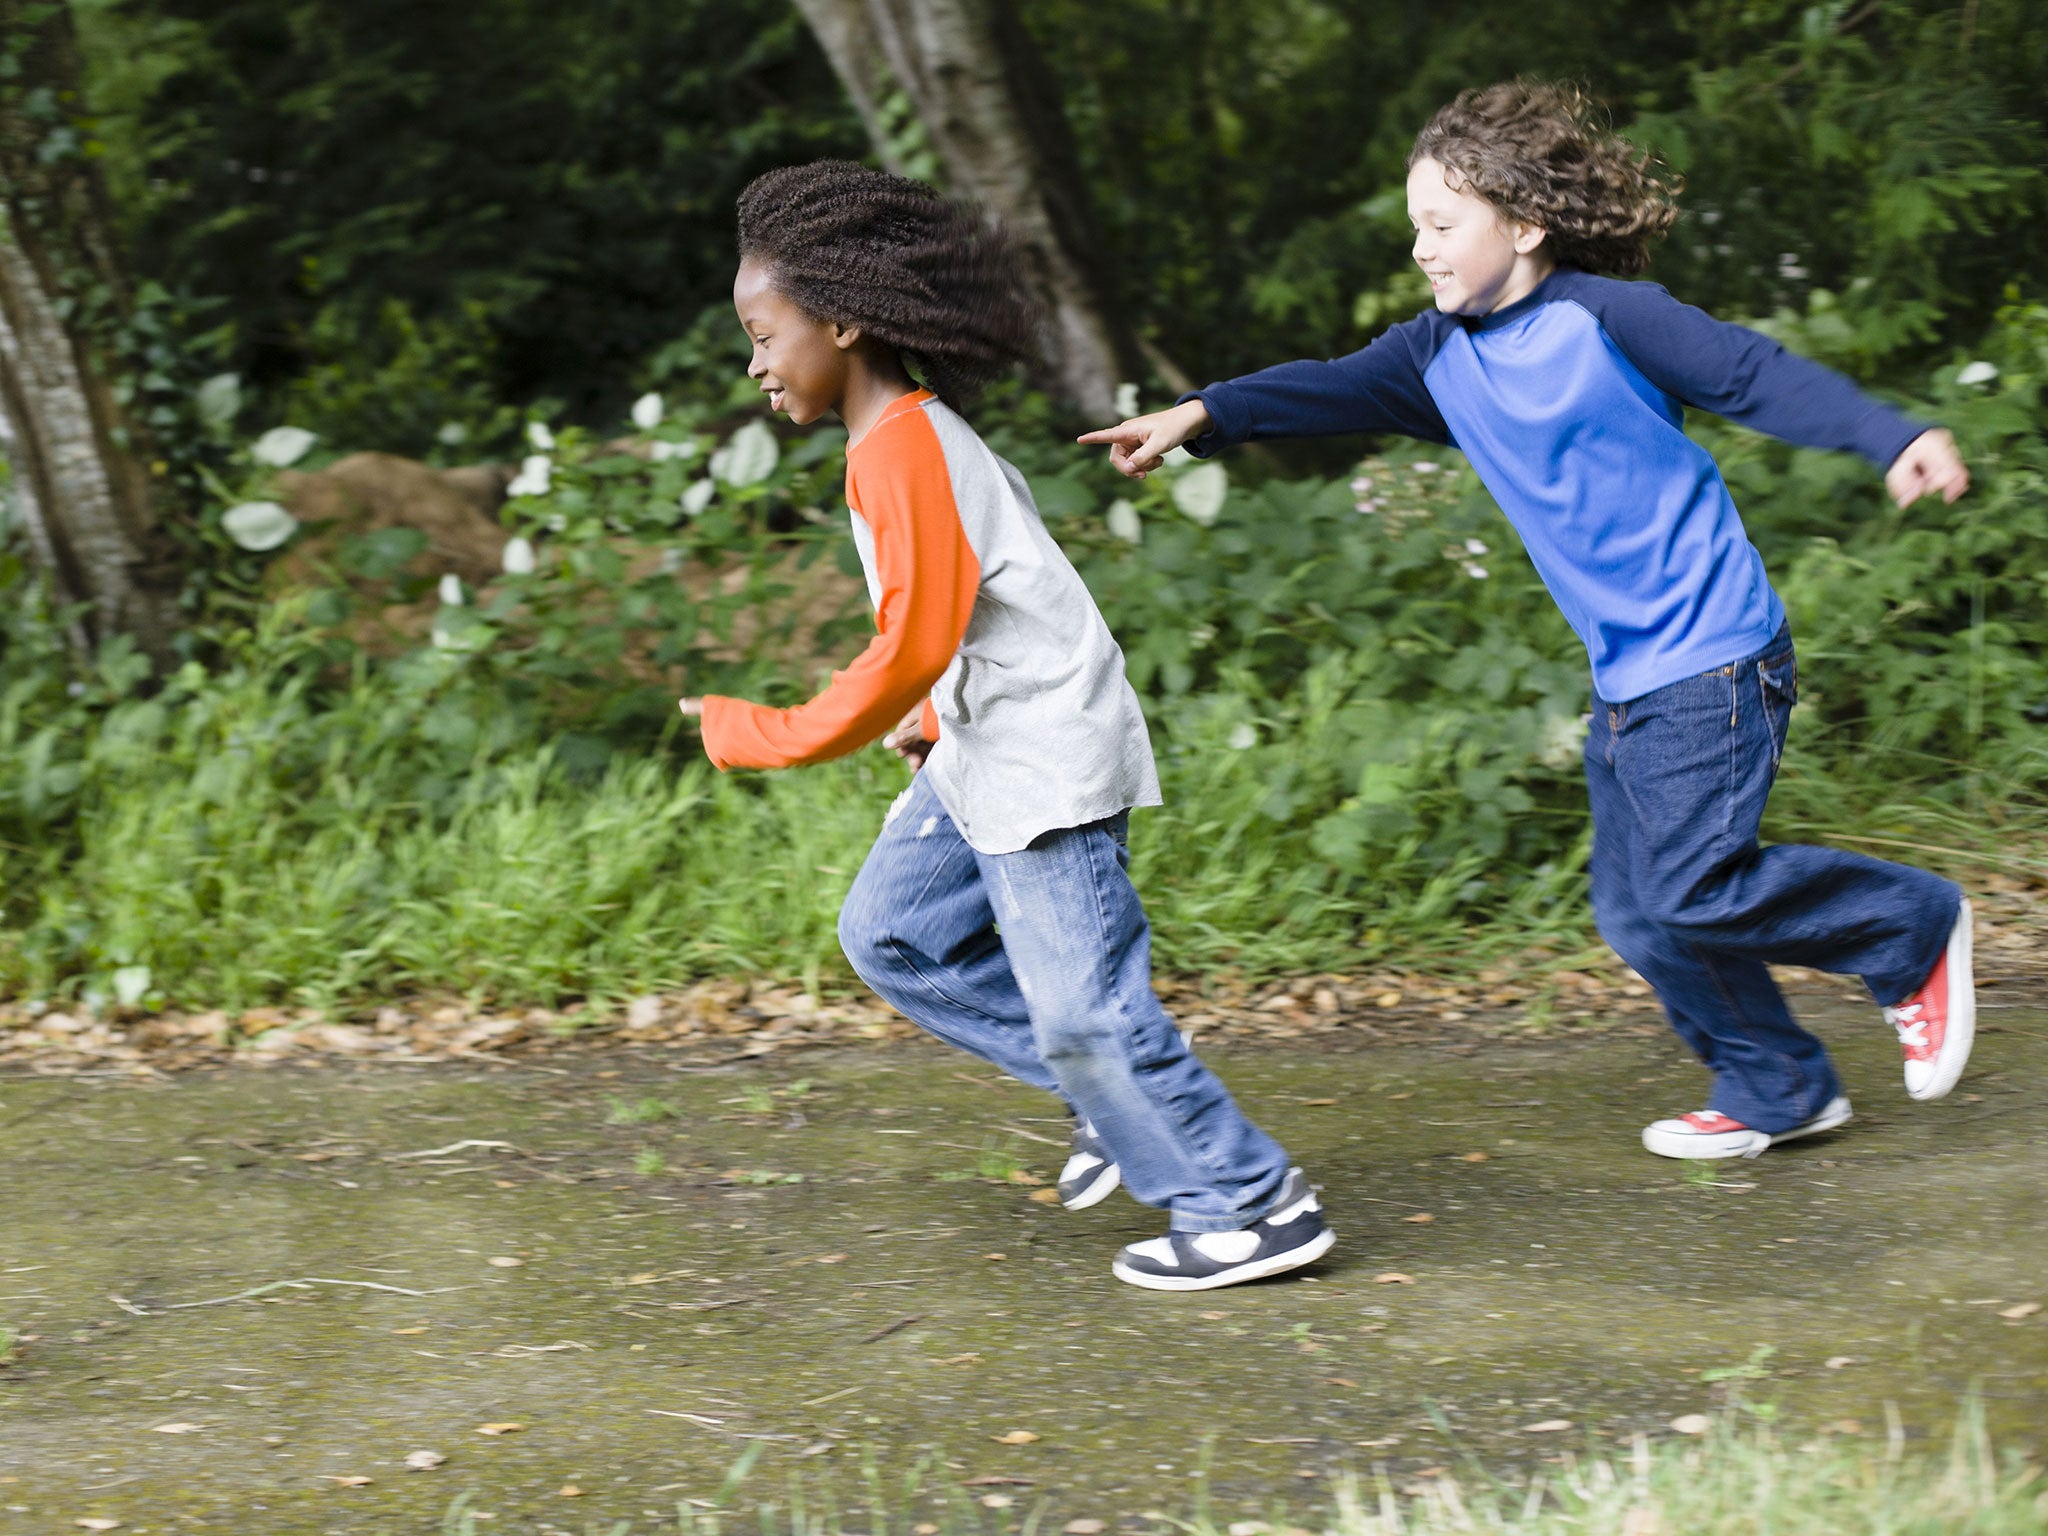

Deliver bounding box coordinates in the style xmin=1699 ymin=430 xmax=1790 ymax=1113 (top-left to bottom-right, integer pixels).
xmin=678 ymin=161 xmax=1333 ymax=1287
xmin=1083 ymin=82 xmax=1976 ymax=1160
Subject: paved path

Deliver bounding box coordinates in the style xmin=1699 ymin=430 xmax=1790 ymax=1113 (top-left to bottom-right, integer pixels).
xmin=2 ymin=997 xmax=2042 ymax=1533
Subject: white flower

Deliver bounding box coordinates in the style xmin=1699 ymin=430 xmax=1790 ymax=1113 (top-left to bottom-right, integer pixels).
xmin=1227 ymin=722 xmax=1258 ymax=750
xmin=250 ymin=426 xmax=317 ymax=467
xmin=438 ymin=573 xmax=466 ymax=606
xmin=1355 ymin=499 xmax=1380 ymax=514
xmin=194 ymin=373 xmax=241 ymax=434
xmin=1349 ymin=475 xmax=1375 ymax=494
xmin=1956 ymin=361 xmax=1998 ymax=387
xmin=1412 ymin=460 xmax=1439 ymax=474
xmin=111 ymin=965 xmax=152 ymax=1007
xmin=649 ymin=438 xmax=698 ymax=462
xmin=436 ymin=421 xmax=469 ymax=446
xmin=1171 ymin=461 xmax=1228 ymax=526
xmin=1162 ymin=445 xmax=1195 ymax=468
xmin=716 ymin=420 xmax=779 ymax=486
xmin=526 ymin=421 xmax=556 ymax=451
xmin=501 ymin=536 xmax=536 ymax=576
xmin=680 ymin=478 xmax=717 ymax=516
xmin=506 ymin=454 xmax=552 ymax=497
xmin=1113 ymin=382 xmax=1141 ymax=418
xmin=1106 ymin=498 xmax=1142 ymax=544
xmin=1464 ymin=538 xmax=1489 ymax=555
xmin=221 ymin=500 xmax=298 ymax=551
xmin=1464 ymin=562 xmax=1489 ymax=579
xmin=631 ymin=392 xmax=664 ymax=431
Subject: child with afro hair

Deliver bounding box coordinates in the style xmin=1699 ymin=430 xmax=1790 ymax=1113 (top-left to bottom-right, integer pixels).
xmin=680 ymin=161 xmax=1333 ymax=1290
xmin=1085 ymin=81 xmax=1976 ymax=1162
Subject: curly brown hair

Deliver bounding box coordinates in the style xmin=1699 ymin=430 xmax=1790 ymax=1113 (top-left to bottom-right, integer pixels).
xmin=1408 ymin=81 xmax=1680 ymax=276
xmin=736 ymin=160 xmax=1037 ymax=405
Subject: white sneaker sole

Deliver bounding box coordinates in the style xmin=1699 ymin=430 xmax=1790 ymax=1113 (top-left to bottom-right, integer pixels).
xmin=1906 ymin=898 xmax=1974 ymax=1102
xmin=1111 ymin=1227 xmax=1336 ymax=1292
xmin=1060 ymin=1162 xmax=1121 ymax=1211
xmin=1641 ymin=1095 xmax=1853 ymax=1160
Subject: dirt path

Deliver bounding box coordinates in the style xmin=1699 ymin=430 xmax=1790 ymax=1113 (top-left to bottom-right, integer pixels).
xmin=2 ymin=998 xmax=2043 ymax=1534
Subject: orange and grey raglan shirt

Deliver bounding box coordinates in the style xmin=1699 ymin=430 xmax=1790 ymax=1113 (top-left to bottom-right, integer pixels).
xmin=698 ymin=389 xmax=1161 ymax=855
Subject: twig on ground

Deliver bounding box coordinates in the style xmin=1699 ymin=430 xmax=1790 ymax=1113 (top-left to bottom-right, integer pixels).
xmin=857 ymin=1314 xmax=923 ymax=1344
xmin=389 ymin=1139 xmax=523 ymax=1159
xmin=112 ymin=1278 xmax=475 ymax=1313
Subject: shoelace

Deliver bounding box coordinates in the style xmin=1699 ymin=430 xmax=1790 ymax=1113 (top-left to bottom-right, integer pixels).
xmin=1885 ymin=1002 xmax=1932 ymax=1054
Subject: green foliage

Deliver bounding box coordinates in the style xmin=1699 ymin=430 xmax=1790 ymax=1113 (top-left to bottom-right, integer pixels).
xmin=71 ymin=0 xmax=864 ymax=450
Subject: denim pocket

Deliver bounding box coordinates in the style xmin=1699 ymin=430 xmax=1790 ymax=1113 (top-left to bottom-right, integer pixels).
xmin=1756 ymin=651 xmax=1798 ymax=765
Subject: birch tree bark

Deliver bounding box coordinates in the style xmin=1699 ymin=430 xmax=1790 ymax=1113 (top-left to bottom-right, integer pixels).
xmin=789 ymin=0 xmax=1134 ymax=418
xmin=0 ymin=0 xmax=181 ymax=665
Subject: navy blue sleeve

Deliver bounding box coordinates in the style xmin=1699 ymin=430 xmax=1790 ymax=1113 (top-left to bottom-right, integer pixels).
xmin=1178 ymin=310 xmax=1453 ymax=457
xmin=1561 ymin=273 xmax=1928 ymax=469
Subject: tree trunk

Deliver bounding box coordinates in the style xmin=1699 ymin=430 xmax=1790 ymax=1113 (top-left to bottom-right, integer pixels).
xmin=0 ymin=0 xmax=181 ymax=667
xmin=790 ymin=0 xmax=1135 ymax=418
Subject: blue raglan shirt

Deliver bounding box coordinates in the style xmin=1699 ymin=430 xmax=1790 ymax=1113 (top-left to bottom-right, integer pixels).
xmin=1184 ymin=268 xmax=1927 ymax=702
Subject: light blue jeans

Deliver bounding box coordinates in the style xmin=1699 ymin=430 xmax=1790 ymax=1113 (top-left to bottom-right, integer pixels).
xmin=837 ymin=771 xmax=1292 ymax=1232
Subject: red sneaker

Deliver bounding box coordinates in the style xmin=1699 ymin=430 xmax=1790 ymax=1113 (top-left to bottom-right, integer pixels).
xmin=1641 ymin=1095 xmax=1852 ymax=1160
xmin=1885 ymin=898 xmax=1975 ymax=1102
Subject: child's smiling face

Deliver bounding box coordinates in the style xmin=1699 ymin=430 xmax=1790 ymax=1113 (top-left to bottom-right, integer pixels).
xmin=1407 ymin=156 xmax=1553 ymax=316
xmin=733 ymin=256 xmax=856 ymax=426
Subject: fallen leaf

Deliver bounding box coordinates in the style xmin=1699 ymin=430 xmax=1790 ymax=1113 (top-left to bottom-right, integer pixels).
xmin=1005 ymin=1170 xmax=1045 ymax=1186
xmin=1822 ymin=1419 xmax=1864 ymax=1435
xmin=1027 ymin=1187 xmax=1063 ymax=1205
xmin=1373 ymin=1272 xmax=1416 ymax=1285
xmin=75 ymin=1523 xmax=122 ymax=1532
xmin=983 ymin=1253 xmax=1006 ymax=1261
xmin=150 ymin=1422 xmax=203 ymax=1434
xmin=1064 ymin=1521 xmax=1107 ymax=1534
xmin=1298 ymin=1098 xmax=1337 ymax=1107
xmin=560 ymin=1486 xmax=584 ymax=1498
xmin=992 ymin=1429 xmax=1040 ymax=1445
xmin=1387 ymin=1091 xmax=1413 ymax=1100
xmin=1199 ymin=1310 xmax=1227 ymax=1321
xmin=403 ymin=1451 xmax=445 ymax=1471
xmin=963 ymin=1475 xmax=1036 ymax=1486
xmin=1375 ymin=992 xmax=1403 ymax=1007
xmin=487 ymin=1256 xmax=524 ymax=1268
xmin=1354 ymin=1436 xmax=1402 ymax=1448
xmin=325 ymin=1475 xmax=373 ymax=1487
xmin=1403 ymin=1213 xmax=1436 ymax=1224
xmin=1669 ymin=1414 xmax=1711 ymax=1436
xmin=1522 ymin=1419 xmax=1573 ymax=1433
xmin=1825 ymin=1356 xmax=1859 ymax=1369
xmin=979 ymin=1494 xmax=1015 ymax=1509
xmin=393 ymin=1327 xmax=428 ymax=1335
xmin=1324 ymin=1377 xmax=1359 ymax=1389
xmin=1999 ymin=1302 xmax=2041 ymax=1320
xmin=475 ymin=1422 xmax=525 ymax=1436
xmin=816 ymin=1253 xmax=849 ymax=1264
xmin=1459 ymin=1152 xmax=1491 ymax=1163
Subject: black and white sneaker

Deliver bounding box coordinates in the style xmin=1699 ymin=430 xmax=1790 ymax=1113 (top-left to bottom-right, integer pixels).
xmin=1111 ymin=1168 xmax=1334 ymax=1291
xmin=1058 ymin=1118 xmax=1122 ymax=1210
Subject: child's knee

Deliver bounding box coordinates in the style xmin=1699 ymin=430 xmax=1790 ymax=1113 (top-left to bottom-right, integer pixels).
xmin=836 ymin=900 xmax=895 ymax=985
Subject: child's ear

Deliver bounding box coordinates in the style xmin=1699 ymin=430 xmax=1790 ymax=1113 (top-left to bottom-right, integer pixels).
xmin=832 ymin=321 xmax=864 ymax=351
xmin=1513 ymin=222 xmax=1549 ymax=256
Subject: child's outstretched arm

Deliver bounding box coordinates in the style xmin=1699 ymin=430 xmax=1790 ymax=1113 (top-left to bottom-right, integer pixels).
xmin=1080 ymin=314 xmax=1452 ymax=477
xmin=1564 ymin=277 xmax=1968 ymax=507
xmin=681 ymin=409 xmax=976 ymax=771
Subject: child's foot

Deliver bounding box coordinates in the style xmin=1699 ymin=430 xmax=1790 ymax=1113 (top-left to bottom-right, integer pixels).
xmin=1110 ymin=1168 xmax=1334 ymax=1291
xmin=1058 ymin=1118 xmax=1121 ymax=1210
xmin=1884 ymin=897 xmax=1975 ymax=1101
xmin=1641 ymin=1095 xmax=1852 ymax=1159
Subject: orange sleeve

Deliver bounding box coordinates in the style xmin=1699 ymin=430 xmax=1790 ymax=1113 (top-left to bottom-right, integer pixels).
xmin=918 ymin=697 xmax=941 ymax=742
xmin=699 ymin=405 xmax=977 ymax=770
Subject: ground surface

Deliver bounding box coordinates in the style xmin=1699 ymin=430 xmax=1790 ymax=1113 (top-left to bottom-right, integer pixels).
xmin=2 ymin=995 xmax=2044 ymax=1535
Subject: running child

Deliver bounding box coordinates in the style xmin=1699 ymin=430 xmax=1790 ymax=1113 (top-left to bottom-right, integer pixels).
xmin=1081 ymin=82 xmax=1975 ymax=1160
xmin=680 ymin=161 xmax=1332 ymax=1286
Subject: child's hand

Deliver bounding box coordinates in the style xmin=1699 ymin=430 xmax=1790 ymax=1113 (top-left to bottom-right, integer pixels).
xmin=677 ymin=698 xmax=703 ymax=718
xmin=883 ymin=709 xmax=932 ymax=772
xmin=1887 ymin=428 xmax=1969 ymax=508
xmin=1077 ymin=399 xmax=1212 ymax=479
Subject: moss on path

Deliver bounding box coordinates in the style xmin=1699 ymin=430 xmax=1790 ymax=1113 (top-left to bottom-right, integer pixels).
xmin=1 ymin=999 xmax=2043 ymax=1532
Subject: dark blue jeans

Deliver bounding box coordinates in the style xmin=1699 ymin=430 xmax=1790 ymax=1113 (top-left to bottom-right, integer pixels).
xmin=1584 ymin=625 xmax=1961 ymax=1133
xmin=836 ymin=771 xmax=1292 ymax=1231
